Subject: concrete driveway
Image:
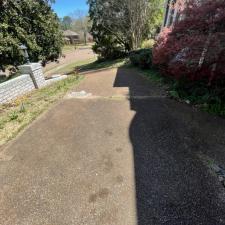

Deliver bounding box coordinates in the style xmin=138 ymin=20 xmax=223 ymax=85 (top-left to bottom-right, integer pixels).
xmin=0 ymin=68 xmax=225 ymax=225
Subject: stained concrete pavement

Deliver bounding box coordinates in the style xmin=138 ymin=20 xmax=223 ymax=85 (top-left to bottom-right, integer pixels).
xmin=1 ymin=68 xmax=225 ymax=225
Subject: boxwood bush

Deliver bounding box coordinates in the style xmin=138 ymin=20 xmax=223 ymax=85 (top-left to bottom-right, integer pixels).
xmin=129 ymin=48 xmax=152 ymax=69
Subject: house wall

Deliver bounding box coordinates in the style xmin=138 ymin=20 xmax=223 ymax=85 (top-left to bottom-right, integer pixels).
xmin=65 ymin=35 xmax=80 ymax=44
xmin=163 ymin=0 xmax=178 ymax=28
xmin=163 ymin=0 xmax=202 ymax=28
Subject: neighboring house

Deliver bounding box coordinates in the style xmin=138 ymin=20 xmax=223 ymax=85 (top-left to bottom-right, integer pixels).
xmin=64 ymin=37 xmax=70 ymax=45
xmin=77 ymin=31 xmax=93 ymax=43
xmin=63 ymin=30 xmax=80 ymax=44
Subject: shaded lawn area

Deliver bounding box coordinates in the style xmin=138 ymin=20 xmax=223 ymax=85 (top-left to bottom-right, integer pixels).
xmin=76 ymin=58 xmax=129 ymax=73
xmin=46 ymin=58 xmax=128 ymax=77
xmin=45 ymin=58 xmax=96 ymax=76
xmin=0 ymin=74 xmax=83 ymax=147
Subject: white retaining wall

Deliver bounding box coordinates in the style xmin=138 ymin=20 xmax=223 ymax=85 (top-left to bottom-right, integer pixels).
xmin=0 ymin=63 xmax=67 ymax=104
xmin=18 ymin=63 xmax=46 ymax=88
xmin=0 ymin=74 xmax=35 ymax=104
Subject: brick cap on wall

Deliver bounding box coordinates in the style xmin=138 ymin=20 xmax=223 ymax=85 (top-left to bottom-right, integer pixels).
xmin=18 ymin=63 xmax=42 ymax=73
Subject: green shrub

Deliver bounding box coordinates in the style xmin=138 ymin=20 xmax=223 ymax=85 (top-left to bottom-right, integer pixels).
xmin=168 ymin=77 xmax=225 ymax=116
xmin=129 ymin=51 xmax=141 ymax=66
xmin=141 ymin=39 xmax=155 ymax=49
xmin=139 ymin=49 xmax=152 ymax=69
xmin=92 ymin=41 xmax=127 ymax=60
xmin=129 ymin=49 xmax=152 ymax=69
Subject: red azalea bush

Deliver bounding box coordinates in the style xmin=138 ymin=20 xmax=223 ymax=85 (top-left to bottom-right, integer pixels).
xmin=153 ymin=0 xmax=225 ymax=85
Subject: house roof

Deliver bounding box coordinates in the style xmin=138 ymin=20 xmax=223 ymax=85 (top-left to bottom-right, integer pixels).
xmin=63 ymin=30 xmax=79 ymax=37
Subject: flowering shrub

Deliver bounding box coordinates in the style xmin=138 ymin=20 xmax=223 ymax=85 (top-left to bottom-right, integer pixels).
xmin=153 ymin=0 xmax=225 ymax=85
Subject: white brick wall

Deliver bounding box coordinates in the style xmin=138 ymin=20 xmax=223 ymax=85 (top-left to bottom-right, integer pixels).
xmin=0 ymin=75 xmax=35 ymax=104
xmin=0 ymin=63 xmax=67 ymax=104
xmin=18 ymin=63 xmax=45 ymax=88
xmin=32 ymin=67 xmax=46 ymax=88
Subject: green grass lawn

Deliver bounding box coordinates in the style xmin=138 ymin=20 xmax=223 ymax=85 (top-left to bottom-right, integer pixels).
xmin=45 ymin=58 xmax=96 ymax=76
xmin=0 ymin=74 xmax=83 ymax=147
xmin=62 ymin=43 xmax=94 ymax=54
xmin=77 ymin=58 xmax=129 ymax=73
xmin=62 ymin=45 xmax=77 ymax=54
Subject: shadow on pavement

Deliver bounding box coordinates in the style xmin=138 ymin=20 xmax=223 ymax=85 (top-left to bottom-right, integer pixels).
xmin=114 ymin=67 xmax=225 ymax=225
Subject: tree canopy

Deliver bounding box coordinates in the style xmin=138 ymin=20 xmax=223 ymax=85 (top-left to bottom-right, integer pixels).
xmin=0 ymin=0 xmax=63 ymax=70
xmin=88 ymin=0 xmax=164 ymax=59
xmin=61 ymin=16 xmax=73 ymax=30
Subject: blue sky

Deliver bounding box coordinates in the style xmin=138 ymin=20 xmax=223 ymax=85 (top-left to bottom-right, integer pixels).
xmin=52 ymin=0 xmax=88 ymax=18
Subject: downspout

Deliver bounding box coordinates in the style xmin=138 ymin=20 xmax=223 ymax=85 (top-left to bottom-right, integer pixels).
xmin=162 ymin=0 xmax=170 ymax=29
xmin=165 ymin=0 xmax=173 ymax=27
xmin=171 ymin=0 xmax=179 ymax=27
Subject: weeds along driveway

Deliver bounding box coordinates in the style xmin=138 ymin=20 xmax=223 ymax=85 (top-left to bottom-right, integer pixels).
xmin=0 ymin=68 xmax=225 ymax=225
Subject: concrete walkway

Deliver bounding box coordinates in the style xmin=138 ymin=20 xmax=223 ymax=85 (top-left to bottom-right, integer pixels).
xmin=1 ymin=68 xmax=225 ymax=225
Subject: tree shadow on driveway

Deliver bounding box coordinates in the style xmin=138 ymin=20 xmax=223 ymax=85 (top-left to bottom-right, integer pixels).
xmin=114 ymin=67 xmax=225 ymax=225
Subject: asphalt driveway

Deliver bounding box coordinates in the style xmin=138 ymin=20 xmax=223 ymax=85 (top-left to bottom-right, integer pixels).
xmin=0 ymin=68 xmax=225 ymax=225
